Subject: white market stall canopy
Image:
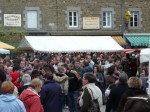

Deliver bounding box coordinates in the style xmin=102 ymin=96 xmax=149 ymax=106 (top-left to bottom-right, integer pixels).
xmin=0 ymin=48 xmax=10 ymax=54
xmin=17 ymin=36 xmax=124 ymax=53
xmin=140 ymin=48 xmax=150 ymax=63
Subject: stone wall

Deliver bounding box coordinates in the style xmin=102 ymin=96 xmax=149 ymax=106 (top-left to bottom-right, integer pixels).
xmin=0 ymin=0 xmax=149 ymax=35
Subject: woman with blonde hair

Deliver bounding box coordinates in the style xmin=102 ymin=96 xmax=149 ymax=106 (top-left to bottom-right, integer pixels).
xmin=19 ymin=78 xmax=44 ymax=112
xmin=0 ymin=81 xmax=26 ymax=112
xmin=118 ymin=77 xmax=148 ymax=112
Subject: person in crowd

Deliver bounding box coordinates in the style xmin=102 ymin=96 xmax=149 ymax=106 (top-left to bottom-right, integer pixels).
xmin=3 ymin=60 xmax=12 ymax=73
xmin=0 ymin=81 xmax=26 ymax=112
xmin=33 ymin=62 xmax=41 ymax=71
xmin=40 ymin=72 xmax=62 ymax=112
xmin=83 ymin=60 xmax=93 ymax=73
xmin=121 ymin=54 xmax=132 ymax=78
xmin=10 ymin=63 xmax=22 ymax=88
xmin=105 ymin=65 xmax=119 ymax=88
xmin=79 ymin=72 xmax=102 ymax=112
xmin=106 ymin=72 xmax=128 ymax=112
xmin=93 ymin=64 xmax=105 ymax=94
xmin=130 ymin=57 xmax=138 ymax=77
xmin=51 ymin=57 xmax=59 ymax=73
xmin=56 ymin=66 xmax=69 ymax=109
xmin=19 ymin=78 xmax=44 ymax=112
xmin=6 ymin=66 xmax=13 ymax=81
xmin=85 ymin=55 xmax=95 ymax=69
xmin=124 ymin=96 xmax=150 ymax=112
xmin=31 ymin=69 xmax=40 ymax=80
xmin=23 ymin=66 xmax=32 ymax=75
xmin=18 ymin=74 xmax=31 ymax=95
xmin=20 ymin=60 xmax=26 ymax=70
xmin=65 ymin=63 xmax=82 ymax=112
xmin=73 ymin=60 xmax=85 ymax=78
xmin=118 ymin=77 xmax=148 ymax=112
xmin=42 ymin=64 xmax=68 ymax=83
xmin=0 ymin=69 xmax=6 ymax=94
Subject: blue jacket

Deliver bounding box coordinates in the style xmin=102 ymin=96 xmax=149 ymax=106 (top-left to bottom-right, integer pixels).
xmin=40 ymin=80 xmax=62 ymax=112
xmin=0 ymin=94 xmax=26 ymax=112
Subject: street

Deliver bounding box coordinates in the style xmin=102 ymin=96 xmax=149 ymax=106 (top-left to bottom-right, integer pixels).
xmin=63 ymin=105 xmax=106 ymax=112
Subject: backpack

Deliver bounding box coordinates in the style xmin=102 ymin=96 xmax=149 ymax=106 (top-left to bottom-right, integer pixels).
xmin=88 ymin=89 xmax=101 ymax=112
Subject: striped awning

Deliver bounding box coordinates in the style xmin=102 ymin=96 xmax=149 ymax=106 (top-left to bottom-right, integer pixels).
xmin=125 ymin=35 xmax=150 ymax=47
xmin=112 ymin=36 xmax=126 ymax=46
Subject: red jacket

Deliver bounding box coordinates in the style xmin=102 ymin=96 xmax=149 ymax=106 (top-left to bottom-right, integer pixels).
xmin=19 ymin=88 xmax=44 ymax=112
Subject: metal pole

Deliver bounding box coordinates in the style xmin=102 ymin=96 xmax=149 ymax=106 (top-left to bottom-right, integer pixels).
xmin=148 ymin=38 xmax=150 ymax=95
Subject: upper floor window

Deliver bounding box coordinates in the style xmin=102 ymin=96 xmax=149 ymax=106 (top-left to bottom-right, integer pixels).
xmin=102 ymin=11 xmax=112 ymax=28
xmin=130 ymin=11 xmax=139 ymax=28
xmin=27 ymin=11 xmax=38 ymax=29
xmin=68 ymin=11 xmax=78 ymax=28
xmin=65 ymin=7 xmax=81 ymax=30
xmin=128 ymin=8 xmax=142 ymax=29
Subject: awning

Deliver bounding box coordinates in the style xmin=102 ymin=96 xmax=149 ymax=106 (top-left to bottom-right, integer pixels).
xmin=0 ymin=41 xmax=15 ymax=50
xmin=123 ymin=48 xmax=142 ymax=54
xmin=125 ymin=35 xmax=150 ymax=47
xmin=17 ymin=36 xmax=124 ymax=53
xmin=0 ymin=48 xmax=10 ymax=54
xmin=112 ymin=36 xmax=126 ymax=46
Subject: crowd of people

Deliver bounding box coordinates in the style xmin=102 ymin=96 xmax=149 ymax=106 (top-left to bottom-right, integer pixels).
xmin=0 ymin=52 xmax=149 ymax=112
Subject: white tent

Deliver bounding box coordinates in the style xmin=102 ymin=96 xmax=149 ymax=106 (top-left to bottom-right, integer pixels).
xmin=140 ymin=48 xmax=150 ymax=63
xmin=140 ymin=48 xmax=150 ymax=95
xmin=0 ymin=48 xmax=10 ymax=54
xmin=17 ymin=36 xmax=124 ymax=53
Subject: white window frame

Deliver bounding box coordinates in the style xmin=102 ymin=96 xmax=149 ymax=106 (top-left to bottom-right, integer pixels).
xmin=68 ymin=11 xmax=78 ymax=28
xmin=103 ymin=11 xmax=112 ymax=28
xmin=130 ymin=11 xmax=139 ymax=28
xmin=26 ymin=10 xmax=38 ymax=29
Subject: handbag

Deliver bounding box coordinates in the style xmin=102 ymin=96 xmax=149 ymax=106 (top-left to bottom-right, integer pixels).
xmin=88 ymin=89 xmax=100 ymax=112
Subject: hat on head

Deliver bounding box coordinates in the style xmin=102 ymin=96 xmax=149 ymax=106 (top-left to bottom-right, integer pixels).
xmin=23 ymin=67 xmax=32 ymax=73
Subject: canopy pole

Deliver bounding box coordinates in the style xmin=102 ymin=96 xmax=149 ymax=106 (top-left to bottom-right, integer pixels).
xmin=148 ymin=39 xmax=150 ymax=95
xmin=148 ymin=55 xmax=150 ymax=95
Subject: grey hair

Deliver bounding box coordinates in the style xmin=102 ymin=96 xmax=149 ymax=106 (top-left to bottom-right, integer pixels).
xmin=22 ymin=74 xmax=31 ymax=84
xmin=119 ymin=72 xmax=128 ymax=83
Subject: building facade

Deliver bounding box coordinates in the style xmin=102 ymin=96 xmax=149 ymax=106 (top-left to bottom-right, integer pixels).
xmin=0 ymin=0 xmax=149 ymax=36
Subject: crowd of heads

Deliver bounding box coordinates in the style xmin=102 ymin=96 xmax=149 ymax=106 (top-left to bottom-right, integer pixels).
xmin=0 ymin=51 xmax=149 ymax=112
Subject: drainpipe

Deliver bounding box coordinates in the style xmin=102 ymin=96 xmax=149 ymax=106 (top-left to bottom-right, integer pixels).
xmin=56 ymin=0 xmax=58 ymax=32
xmin=121 ymin=0 xmax=125 ymax=35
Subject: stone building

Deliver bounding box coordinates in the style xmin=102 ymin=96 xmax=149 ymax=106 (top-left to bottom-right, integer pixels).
xmin=0 ymin=0 xmax=150 ymax=47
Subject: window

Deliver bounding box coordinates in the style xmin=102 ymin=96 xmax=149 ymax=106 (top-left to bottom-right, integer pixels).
xmin=103 ymin=11 xmax=112 ymax=28
xmin=65 ymin=7 xmax=81 ymax=30
xmin=23 ymin=7 xmax=42 ymax=30
xmin=26 ymin=11 xmax=38 ymax=29
xmin=68 ymin=11 xmax=78 ymax=27
xmin=130 ymin=11 xmax=139 ymax=28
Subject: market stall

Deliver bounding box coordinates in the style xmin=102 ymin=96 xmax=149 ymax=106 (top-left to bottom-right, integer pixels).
xmin=17 ymin=36 xmax=124 ymax=53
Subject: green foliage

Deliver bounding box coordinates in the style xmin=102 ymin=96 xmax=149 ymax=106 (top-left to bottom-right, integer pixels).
xmin=0 ymin=26 xmax=28 ymax=48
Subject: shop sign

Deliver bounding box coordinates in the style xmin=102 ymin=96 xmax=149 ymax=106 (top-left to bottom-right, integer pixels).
xmin=83 ymin=17 xmax=100 ymax=29
xmin=4 ymin=14 xmax=21 ymax=27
